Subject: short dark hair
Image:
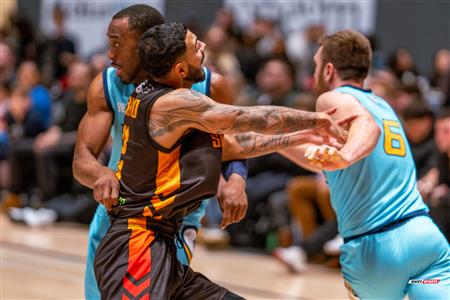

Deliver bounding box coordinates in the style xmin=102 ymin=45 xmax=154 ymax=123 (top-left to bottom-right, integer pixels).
xmin=436 ymin=108 xmax=450 ymax=121
xmin=320 ymin=29 xmax=372 ymax=81
xmin=138 ymin=22 xmax=187 ymax=79
xmin=112 ymin=4 xmax=165 ymax=35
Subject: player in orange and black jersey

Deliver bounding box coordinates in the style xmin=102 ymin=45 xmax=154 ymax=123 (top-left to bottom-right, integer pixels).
xmin=94 ymin=22 xmax=349 ymax=299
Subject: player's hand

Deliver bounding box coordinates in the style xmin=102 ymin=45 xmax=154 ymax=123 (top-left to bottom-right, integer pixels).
xmin=317 ymin=108 xmax=357 ymax=143
xmin=93 ymin=167 xmax=119 ymax=211
xmin=217 ymin=173 xmax=247 ymax=229
xmin=305 ymin=145 xmax=350 ymax=171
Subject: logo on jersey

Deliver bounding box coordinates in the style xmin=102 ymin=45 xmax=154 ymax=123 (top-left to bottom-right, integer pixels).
xmin=117 ymin=103 xmax=127 ymax=114
xmin=125 ymin=97 xmax=141 ymax=118
xmin=211 ymin=134 xmax=223 ymax=148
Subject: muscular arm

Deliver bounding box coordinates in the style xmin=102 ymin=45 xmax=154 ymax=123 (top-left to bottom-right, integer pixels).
xmin=315 ymin=91 xmax=380 ymax=167
xmin=222 ymin=130 xmax=334 ymax=161
xmin=149 ymin=89 xmax=342 ymax=149
xmin=72 ymin=72 xmax=113 ymax=188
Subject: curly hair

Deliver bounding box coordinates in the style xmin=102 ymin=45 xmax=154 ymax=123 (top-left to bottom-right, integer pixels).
xmin=138 ymin=22 xmax=187 ymax=79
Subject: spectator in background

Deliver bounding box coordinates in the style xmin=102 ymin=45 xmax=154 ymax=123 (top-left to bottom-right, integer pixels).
xmin=429 ymin=49 xmax=450 ymax=108
xmin=252 ymin=18 xmax=285 ymax=60
xmin=16 ymin=61 xmax=52 ymax=128
xmin=429 ymin=109 xmax=450 ymax=241
xmin=203 ymin=25 xmax=243 ymax=100
xmin=40 ymin=4 xmax=76 ymax=86
xmin=285 ymin=24 xmax=324 ymax=90
xmin=33 ymin=61 xmax=92 ymax=202
xmin=388 ymin=48 xmax=418 ymax=85
xmin=238 ymin=58 xmax=297 ymax=107
xmin=0 ymin=84 xmax=10 ymax=192
xmin=0 ymin=42 xmax=16 ymax=89
xmin=3 ymin=87 xmax=46 ymax=208
xmin=403 ymin=99 xmax=439 ymax=200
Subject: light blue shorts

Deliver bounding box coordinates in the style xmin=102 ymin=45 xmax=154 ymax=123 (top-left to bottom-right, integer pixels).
xmin=84 ymin=199 xmax=210 ymax=300
xmin=340 ymin=216 xmax=450 ymax=299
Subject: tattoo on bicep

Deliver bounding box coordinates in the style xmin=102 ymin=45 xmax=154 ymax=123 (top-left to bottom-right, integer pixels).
xmin=234 ymin=133 xmax=294 ymax=156
xmin=149 ymin=89 xmax=245 ymax=136
xmin=149 ymin=89 xmax=319 ymax=138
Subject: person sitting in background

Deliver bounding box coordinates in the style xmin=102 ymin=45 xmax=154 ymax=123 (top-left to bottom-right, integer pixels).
xmin=33 ymin=61 xmax=92 ymax=202
xmin=15 ymin=61 xmax=52 ymax=128
xmin=403 ymin=99 xmax=439 ymax=200
xmin=429 ymin=49 xmax=450 ymax=108
xmin=2 ymin=87 xmax=46 ymax=209
xmin=238 ymin=58 xmax=298 ymax=107
xmin=429 ymin=109 xmax=450 ymax=241
xmin=0 ymin=84 xmax=11 ymax=193
xmin=7 ymin=61 xmax=94 ymax=227
xmin=0 ymin=42 xmax=16 ymax=89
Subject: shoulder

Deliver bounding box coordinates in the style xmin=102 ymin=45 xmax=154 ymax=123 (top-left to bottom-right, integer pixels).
xmin=210 ymin=72 xmax=233 ymax=104
xmin=316 ymin=90 xmax=362 ymax=113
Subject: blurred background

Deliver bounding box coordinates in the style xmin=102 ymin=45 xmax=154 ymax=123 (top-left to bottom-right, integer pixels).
xmin=1 ymin=0 xmax=449 ymax=298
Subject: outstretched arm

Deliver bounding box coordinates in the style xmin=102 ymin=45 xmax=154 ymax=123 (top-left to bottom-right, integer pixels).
xmin=222 ymin=128 xmax=341 ymax=161
xmin=149 ymin=88 xmax=346 ymax=149
xmin=72 ymin=72 xmax=118 ymax=210
xmin=301 ymin=91 xmax=381 ymax=171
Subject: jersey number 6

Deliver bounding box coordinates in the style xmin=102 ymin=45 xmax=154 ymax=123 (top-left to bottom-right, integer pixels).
xmin=383 ymin=120 xmax=406 ymax=157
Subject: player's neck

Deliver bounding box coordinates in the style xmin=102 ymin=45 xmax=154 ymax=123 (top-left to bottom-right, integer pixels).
xmin=332 ymin=79 xmax=364 ymax=90
xmin=134 ymin=71 xmax=148 ymax=85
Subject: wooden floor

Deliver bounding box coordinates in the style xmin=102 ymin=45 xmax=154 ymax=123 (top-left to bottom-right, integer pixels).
xmin=0 ymin=214 xmax=347 ymax=299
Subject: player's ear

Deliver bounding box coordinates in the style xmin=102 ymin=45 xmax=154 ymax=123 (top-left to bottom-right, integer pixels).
xmin=324 ymin=62 xmax=334 ymax=82
xmin=174 ymin=61 xmax=188 ymax=79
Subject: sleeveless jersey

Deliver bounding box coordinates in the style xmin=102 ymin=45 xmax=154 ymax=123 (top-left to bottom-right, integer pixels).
xmin=323 ymin=85 xmax=428 ymax=238
xmin=113 ymin=80 xmax=223 ymax=221
xmin=103 ymin=67 xmax=212 ymax=170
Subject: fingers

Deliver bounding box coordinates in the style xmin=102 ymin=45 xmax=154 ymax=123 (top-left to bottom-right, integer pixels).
xmin=219 ymin=199 xmax=247 ymax=230
xmin=102 ymin=184 xmax=112 ymax=211
xmin=305 ymin=145 xmax=339 ymax=163
xmin=220 ymin=206 xmax=233 ymax=229
xmin=110 ymin=181 xmax=120 ymax=207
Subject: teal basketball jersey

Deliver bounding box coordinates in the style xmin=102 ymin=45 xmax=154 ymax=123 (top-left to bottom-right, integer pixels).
xmin=324 ymin=85 xmax=428 ymax=238
xmin=103 ymin=66 xmax=212 ymax=170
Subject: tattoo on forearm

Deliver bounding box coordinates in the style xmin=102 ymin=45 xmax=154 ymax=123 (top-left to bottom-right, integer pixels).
xmin=233 ymin=133 xmax=298 ymax=156
xmin=148 ymin=89 xmax=321 ymax=138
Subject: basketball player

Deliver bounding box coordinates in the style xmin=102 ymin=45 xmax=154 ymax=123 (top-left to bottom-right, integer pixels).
xmin=73 ymin=5 xmax=248 ymax=299
xmin=93 ymin=22 xmax=349 ymax=299
xmin=280 ymin=29 xmax=449 ymax=299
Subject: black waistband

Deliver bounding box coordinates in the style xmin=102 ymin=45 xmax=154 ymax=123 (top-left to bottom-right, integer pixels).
xmin=343 ymin=210 xmax=429 ymax=244
xmin=111 ymin=217 xmax=180 ymax=239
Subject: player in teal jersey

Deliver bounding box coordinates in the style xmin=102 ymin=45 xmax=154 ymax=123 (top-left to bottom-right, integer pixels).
xmin=281 ymin=30 xmax=449 ymax=299
xmin=73 ymin=5 xmax=248 ymax=299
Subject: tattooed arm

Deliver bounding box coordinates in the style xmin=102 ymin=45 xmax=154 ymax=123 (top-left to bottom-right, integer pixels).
xmin=149 ymin=88 xmax=345 ymax=149
xmin=222 ymin=128 xmax=342 ymax=161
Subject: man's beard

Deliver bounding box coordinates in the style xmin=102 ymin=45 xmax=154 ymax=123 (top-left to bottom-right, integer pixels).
xmin=184 ymin=64 xmax=205 ymax=83
xmin=314 ymin=66 xmax=330 ymax=96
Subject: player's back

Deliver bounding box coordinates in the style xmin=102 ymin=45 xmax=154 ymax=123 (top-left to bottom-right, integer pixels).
xmin=324 ymin=85 xmax=428 ymax=239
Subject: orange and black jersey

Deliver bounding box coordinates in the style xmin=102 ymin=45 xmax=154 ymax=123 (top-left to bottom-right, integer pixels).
xmin=112 ymin=80 xmax=223 ymax=221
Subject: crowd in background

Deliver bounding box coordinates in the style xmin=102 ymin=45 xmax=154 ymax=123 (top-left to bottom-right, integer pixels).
xmin=0 ymin=6 xmax=449 ymax=271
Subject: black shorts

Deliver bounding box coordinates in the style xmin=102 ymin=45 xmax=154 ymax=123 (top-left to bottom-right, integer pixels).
xmin=94 ymin=217 xmax=235 ymax=300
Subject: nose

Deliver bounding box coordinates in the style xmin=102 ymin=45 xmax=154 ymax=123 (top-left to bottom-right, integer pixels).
xmin=199 ymin=40 xmax=206 ymax=52
xmin=108 ymin=47 xmax=115 ymax=61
